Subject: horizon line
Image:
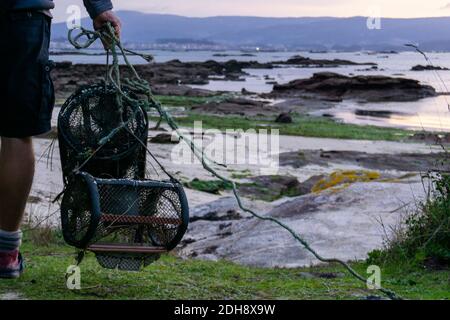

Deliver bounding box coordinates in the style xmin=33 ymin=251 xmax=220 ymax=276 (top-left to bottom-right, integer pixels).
xmin=115 ymin=10 xmax=450 ymax=20
xmin=53 ymin=10 xmax=450 ymax=23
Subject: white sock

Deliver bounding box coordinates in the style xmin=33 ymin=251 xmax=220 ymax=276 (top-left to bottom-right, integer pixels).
xmin=0 ymin=229 xmax=23 ymax=252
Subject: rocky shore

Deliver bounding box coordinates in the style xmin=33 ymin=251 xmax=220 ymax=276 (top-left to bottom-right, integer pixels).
xmin=52 ymin=60 xmax=243 ymax=98
xmin=51 ymin=55 xmax=383 ymax=99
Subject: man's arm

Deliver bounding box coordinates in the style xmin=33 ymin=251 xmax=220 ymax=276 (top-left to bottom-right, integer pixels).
xmin=83 ymin=0 xmax=113 ymax=20
xmin=83 ymin=0 xmax=121 ymax=37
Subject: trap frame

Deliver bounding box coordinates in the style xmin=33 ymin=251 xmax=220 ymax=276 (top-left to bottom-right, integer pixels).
xmin=60 ymin=172 xmax=189 ymax=271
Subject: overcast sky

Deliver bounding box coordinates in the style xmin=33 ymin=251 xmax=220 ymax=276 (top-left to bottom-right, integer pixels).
xmin=53 ymin=0 xmax=450 ymax=22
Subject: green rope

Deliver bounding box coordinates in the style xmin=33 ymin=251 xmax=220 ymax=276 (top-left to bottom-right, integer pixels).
xmin=67 ymin=24 xmax=403 ymax=300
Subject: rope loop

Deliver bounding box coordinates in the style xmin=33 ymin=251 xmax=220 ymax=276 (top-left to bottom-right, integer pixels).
xmin=68 ymin=27 xmax=101 ymax=50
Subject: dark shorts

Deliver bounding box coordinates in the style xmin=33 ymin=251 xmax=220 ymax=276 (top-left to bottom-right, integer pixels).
xmin=0 ymin=11 xmax=55 ymax=138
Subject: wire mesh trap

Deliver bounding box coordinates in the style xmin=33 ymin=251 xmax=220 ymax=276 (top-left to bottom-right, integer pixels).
xmin=58 ymin=84 xmax=149 ymax=181
xmin=58 ymin=83 xmax=189 ymax=271
xmin=60 ymin=172 xmax=189 ymax=271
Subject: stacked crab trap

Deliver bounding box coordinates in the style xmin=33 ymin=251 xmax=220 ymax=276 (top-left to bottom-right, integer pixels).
xmin=58 ymin=81 xmax=189 ymax=270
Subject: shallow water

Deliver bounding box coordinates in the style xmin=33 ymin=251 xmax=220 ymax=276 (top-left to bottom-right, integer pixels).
xmin=309 ymin=95 xmax=450 ymax=132
xmin=51 ymin=50 xmax=450 ymax=132
xmin=197 ymin=52 xmax=450 ymax=132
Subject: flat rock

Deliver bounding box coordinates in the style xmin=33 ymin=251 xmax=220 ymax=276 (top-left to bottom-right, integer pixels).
xmin=180 ymin=179 xmax=427 ymax=268
xmin=411 ymin=65 xmax=449 ymax=71
xmin=267 ymin=72 xmax=436 ymax=102
xmin=150 ymin=133 xmax=180 ymax=144
xmin=180 ymin=196 xmax=272 ymax=252
xmin=191 ymin=98 xmax=277 ymax=116
xmin=275 ymin=55 xmax=376 ymax=67
xmin=189 ymin=196 xmax=269 ymax=222
xmin=279 ymin=150 xmax=446 ymax=172
xmin=237 ymin=175 xmax=321 ymax=201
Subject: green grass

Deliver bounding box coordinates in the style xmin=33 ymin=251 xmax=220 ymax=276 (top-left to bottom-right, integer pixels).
xmin=170 ymin=113 xmax=415 ymax=141
xmin=183 ymin=177 xmax=302 ymax=201
xmin=0 ymin=238 xmax=448 ymax=300
xmin=184 ymin=178 xmax=234 ymax=195
xmin=230 ymin=170 xmax=253 ymax=180
xmin=368 ymin=173 xmax=450 ymax=269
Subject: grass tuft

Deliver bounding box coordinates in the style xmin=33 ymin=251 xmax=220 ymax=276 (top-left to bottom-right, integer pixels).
xmin=368 ymin=172 xmax=450 ymax=269
xmin=184 ymin=178 xmax=234 ymax=194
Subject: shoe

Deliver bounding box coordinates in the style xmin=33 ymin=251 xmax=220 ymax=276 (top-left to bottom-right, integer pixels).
xmin=0 ymin=250 xmax=24 ymax=279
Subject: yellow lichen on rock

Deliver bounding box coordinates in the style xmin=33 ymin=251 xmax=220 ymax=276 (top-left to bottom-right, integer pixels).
xmin=312 ymin=170 xmax=381 ymax=193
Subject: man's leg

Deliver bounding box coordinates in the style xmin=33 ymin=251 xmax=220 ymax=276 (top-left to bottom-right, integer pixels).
xmin=0 ymin=137 xmax=32 ymax=278
xmin=0 ymin=137 xmax=35 ymax=231
xmin=0 ymin=11 xmax=53 ymax=279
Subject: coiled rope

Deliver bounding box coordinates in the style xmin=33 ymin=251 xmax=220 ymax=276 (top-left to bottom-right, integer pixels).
xmin=67 ymin=23 xmax=402 ymax=300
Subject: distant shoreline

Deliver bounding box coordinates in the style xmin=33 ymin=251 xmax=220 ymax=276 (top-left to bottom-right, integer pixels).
xmin=49 ymin=49 xmax=450 ymax=56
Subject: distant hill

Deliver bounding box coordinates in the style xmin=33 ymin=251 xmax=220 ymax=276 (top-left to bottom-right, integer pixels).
xmin=51 ymin=11 xmax=450 ymax=51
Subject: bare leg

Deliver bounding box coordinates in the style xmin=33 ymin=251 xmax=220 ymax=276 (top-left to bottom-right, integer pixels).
xmin=0 ymin=137 xmax=35 ymax=232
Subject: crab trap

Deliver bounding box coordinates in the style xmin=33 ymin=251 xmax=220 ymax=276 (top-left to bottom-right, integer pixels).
xmin=60 ymin=171 xmax=189 ymax=270
xmin=58 ymin=83 xmax=189 ymax=271
xmin=58 ymin=84 xmax=148 ymax=181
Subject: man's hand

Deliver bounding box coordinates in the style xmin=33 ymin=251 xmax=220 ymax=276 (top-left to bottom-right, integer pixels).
xmin=93 ymin=10 xmax=121 ymax=38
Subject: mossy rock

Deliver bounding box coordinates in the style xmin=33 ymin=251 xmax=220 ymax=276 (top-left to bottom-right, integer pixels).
xmin=312 ymin=170 xmax=381 ymax=193
xmin=185 ymin=178 xmax=234 ymax=195
xmin=238 ymin=175 xmax=314 ymax=202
